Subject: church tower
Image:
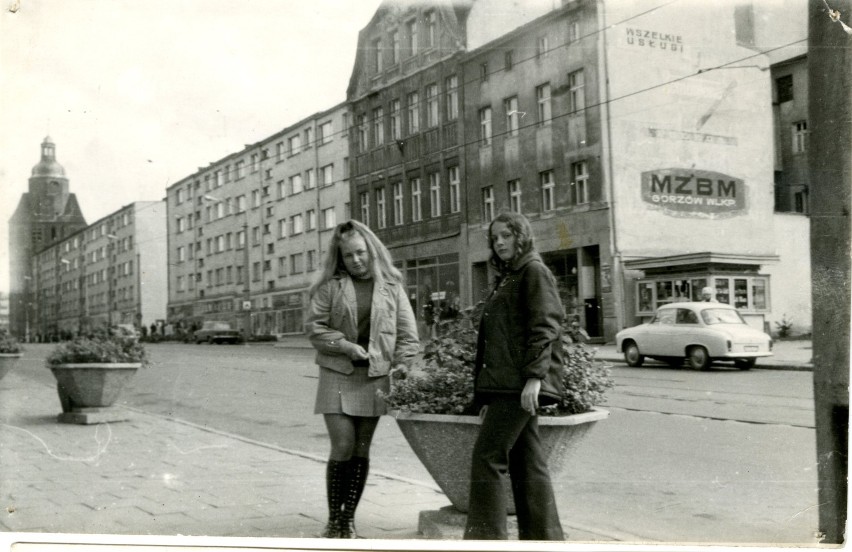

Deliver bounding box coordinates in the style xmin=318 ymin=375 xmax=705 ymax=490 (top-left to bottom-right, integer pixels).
xmin=8 ymin=137 xmax=87 ymax=339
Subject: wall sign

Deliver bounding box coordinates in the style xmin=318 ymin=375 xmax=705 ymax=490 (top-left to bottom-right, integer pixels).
xmin=641 ymin=169 xmax=746 ymax=217
xmin=625 ymin=28 xmax=684 ymax=52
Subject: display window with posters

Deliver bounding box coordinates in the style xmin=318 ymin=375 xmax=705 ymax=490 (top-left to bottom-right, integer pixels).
xmin=636 ymin=275 xmax=770 ymax=315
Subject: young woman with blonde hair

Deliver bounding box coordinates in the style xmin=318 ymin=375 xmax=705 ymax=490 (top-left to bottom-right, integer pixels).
xmin=305 ymin=220 xmax=419 ymax=538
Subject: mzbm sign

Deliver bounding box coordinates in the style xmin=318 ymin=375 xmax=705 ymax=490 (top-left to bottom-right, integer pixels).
xmin=641 ymin=169 xmax=746 ymax=218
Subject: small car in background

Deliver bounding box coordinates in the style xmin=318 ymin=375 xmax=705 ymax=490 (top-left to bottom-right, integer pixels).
xmin=110 ymin=324 xmax=139 ymax=343
xmin=615 ymin=302 xmax=773 ymax=370
xmin=193 ymin=321 xmax=242 ymax=344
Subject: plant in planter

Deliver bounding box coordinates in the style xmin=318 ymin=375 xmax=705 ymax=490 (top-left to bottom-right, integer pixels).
xmin=0 ymin=333 xmax=24 ymax=382
xmin=47 ymin=332 xmax=149 ymax=424
xmin=382 ymin=304 xmax=613 ymax=515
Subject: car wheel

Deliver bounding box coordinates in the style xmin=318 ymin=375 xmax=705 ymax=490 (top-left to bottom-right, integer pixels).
xmin=687 ymin=346 xmax=711 ymax=371
xmin=734 ymin=358 xmax=756 ymax=370
xmin=624 ymin=341 xmax=644 ymax=367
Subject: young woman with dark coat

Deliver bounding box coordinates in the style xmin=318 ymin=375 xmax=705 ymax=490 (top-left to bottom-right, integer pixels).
xmin=463 ymin=211 xmax=566 ymax=541
xmin=305 ymin=220 xmax=419 ymax=538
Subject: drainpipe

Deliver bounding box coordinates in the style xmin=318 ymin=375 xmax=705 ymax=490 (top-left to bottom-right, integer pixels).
xmin=596 ymin=0 xmax=626 ymax=337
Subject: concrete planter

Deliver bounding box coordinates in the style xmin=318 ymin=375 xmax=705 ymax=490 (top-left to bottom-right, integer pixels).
xmin=0 ymin=353 xmax=23 ymax=381
xmin=391 ymin=407 xmax=609 ymax=513
xmin=49 ymin=363 xmax=140 ymax=424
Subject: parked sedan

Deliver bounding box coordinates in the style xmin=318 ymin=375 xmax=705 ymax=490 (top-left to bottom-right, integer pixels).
xmin=193 ymin=321 xmax=242 ymax=344
xmin=615 ymin=302 xmax=773 ymax=370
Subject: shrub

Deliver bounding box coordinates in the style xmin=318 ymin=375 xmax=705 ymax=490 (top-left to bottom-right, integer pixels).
xmin=0 ymin=333 xmax=23 ymax=355
xmin=383 ymin=303 xmax=613 ymax=416
xmin=47 ymin=335 xmax=150 ymax=367
xmin=775 ymin=314 xmax=794 ymax=338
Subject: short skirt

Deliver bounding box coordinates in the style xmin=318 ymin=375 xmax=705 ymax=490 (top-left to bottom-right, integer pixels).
xmin=314 ymin=364 xmax=390 ymax=417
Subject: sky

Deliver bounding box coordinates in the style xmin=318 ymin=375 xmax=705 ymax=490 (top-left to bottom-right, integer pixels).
xmin=0 ymin=0 xmax=383 ymax=294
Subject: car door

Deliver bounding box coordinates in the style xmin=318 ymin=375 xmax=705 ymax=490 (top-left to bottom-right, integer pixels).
xmin=644 ymin=308 xmax=676 ymax=356
xmin=674 ymin=308 xmax=701 ymax=356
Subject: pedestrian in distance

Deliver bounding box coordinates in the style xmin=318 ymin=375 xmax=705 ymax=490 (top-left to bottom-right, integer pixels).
xmin=305 ymin=220 xmax=419 ymax=539
xmin=464 ymin=211 xmax=566 ymax=541
xmin=700 ymin=286 xmax=718 ymax=302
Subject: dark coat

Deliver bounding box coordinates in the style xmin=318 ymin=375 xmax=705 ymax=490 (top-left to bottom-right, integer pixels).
xmin=473 ymin=251 xmax=566 ymax=405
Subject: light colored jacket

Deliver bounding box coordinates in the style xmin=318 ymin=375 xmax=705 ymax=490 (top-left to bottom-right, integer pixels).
xmin=305 ymin=273 xmax=420 ymax=377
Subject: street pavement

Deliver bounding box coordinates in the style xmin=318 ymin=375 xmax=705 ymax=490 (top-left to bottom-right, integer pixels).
xmin=0 ymin=337 xmax=817 ymax=550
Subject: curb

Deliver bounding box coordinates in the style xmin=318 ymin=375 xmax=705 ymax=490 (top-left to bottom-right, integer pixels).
xmin=593 ymin=354 xmax=812 ymax=372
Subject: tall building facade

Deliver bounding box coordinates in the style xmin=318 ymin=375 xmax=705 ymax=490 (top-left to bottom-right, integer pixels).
xmin=348 ymin=0 xmax=812 ymax=340
xmin=166 ymin=103 xmax=350 ymax=336
xmin=29 ymin=201 xmax=167 ymax=340
xmin=8 ymin=137 xmax=87 ymax=340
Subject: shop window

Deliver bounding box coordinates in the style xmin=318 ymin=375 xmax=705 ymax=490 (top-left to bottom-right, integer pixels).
xmin=636 ymin=275 xmax=769 ymax=314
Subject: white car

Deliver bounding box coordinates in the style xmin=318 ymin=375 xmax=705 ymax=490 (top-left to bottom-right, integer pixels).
xmin=615 ymin=302 xmax=773 ymax=370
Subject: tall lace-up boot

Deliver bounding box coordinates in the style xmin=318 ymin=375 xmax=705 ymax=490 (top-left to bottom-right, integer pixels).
xmin=321 ymin=459 xmax=347 ymax=538
xmin=339 ymin=456 xmax=369 ymax=538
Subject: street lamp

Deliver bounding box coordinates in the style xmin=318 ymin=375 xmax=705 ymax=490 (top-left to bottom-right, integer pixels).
xmin=203 ymin=195 xmax=251 ymax=339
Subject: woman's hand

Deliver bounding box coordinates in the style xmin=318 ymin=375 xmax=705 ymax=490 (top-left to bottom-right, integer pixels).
xmin=521 ymin=378 xmax=541 ymax=415
xmin=341 ymin=341 xmax=369 ymax=361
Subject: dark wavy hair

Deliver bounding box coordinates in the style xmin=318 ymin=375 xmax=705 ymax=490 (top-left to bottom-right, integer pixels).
xmin=487 ymin=212 xmax=536 ymax=273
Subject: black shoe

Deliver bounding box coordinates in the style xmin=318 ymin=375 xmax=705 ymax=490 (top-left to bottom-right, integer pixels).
xmin=339 ymin=517 xmax=359 ymax=539
xmin=320 ymin=519 xmax=340 ymax=539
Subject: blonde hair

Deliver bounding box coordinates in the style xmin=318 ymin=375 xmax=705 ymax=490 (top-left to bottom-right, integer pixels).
xmin=309 ymin=220 xmax=403 ymax=296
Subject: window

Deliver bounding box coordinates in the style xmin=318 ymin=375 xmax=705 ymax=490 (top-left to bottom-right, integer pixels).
xmin=288 ymin=134 xmax=301 ymax=155
xmin=236 ymin=195 xmax=246 ymax=212
xmin=176 ymin=217 xmax=186 ymax=233
xmin=250 ymin=153 xmax=259 ymax=173
xmin=376 ymin=187 xmax=387 ymax=229
xmin=794 ymin=189 xmax=808 ymax=213
xmin=237 ymin=229 xmax=246 ymax=248
xmin=569 ymin=69 xmax=585 ymax=113
xmin=411 ymin=178 xmax=422 ymax=222
xmin=429 ymin=173 xmax=441 ymax=217
xmin=278 ymin=219 xmax=287 ymax=238
xmin=252 ymin=189 xmax=260 ymax=207
xmin=320 ymin=164 xmax=334 ymax=187
xmin=305 ymin=168 xmax=316 ymax=190
xmin=177 ymin=275 xmax=185 ymax=292
xmin=177 ymin=246 xmax=186 ymax=262
xmin=235 ymin=160 xmax=245 ymax=179
xmin=482 ymin=186 xmax=495 ymax=223
xmin=278 ymin=257 xmax=287 ymax=277
xmin=291 ymin=214 xmax=304 ymax=235
xmin=445 ymin=75 xmax=458 ymax=120
xmin=537 ymin=35 xmax=549 ymax=58
xmin=373 ymin=107 xmax=384 ymax=145
xmin=504 ymin=96 xmax=519 ymax=136
xmin=224 ymin=165 xmax=231 ymax=182
xmin=276 ymin=141 xmax=285 ymax=161
xmin=322 ymin=207 xmax=336 ymax=229
xmin=536 ymin=83 xmax=551 ymax=126
xmin=426 ymin=10 xmax=437 ymax=48
xmin=568 ymin=20 xmax=580 ymax=42
xmin=304 ymin=127 xmax=313 ymax=148
xmin=291 ymin=253 xmax=304 ymax=274
xmin=391 ymin=30 xmax=400 ymax=65
xmin=571 ymin=161 xmax=589 ymax=205
xmin=357 ymin=113 xmax=368 ymax=152
xmin=319 ymin=121 xmax=333 ymax=144
xmin=505 ymin=50 xmax=513 ymax=70
xmin=277 ymin=180 xmax=286 ymax=198
xmin=176 ymin=188 xmax=185 ymax=204
xmin=407 ymin=92 xmax=420 ymax=134
xmin=252 ymin=227 xmax=260 ymax=244
xmin=236 ymin=266 xmax=244 ymax=284
xmin=373 ymin=38 xmax=383 ymax=72
xmin=290 ymin=174 xmax=303 ymax=195
xmin=480 ymin=107 xmax=492 ymax=145
xmin=360 ymin=191 xmax=370 ymax=224
xmin=392 ymin=182 xmax=404 ymax=225
xmin=792 ymin=121 xmax=808 ymax=153
xmin=508 ymin=180 xmax=522 ymax=213
xmin=776 ymin=75 xmax=793 ymax=103
xmin=307 ymin=250 xmax=317 ymax=272
xmin=541 ymin=170 xmax=555 ymax=212
xmin=306 ymin=209 xmax=316 ymax=231
xmin=480 ymin=62 xmax=489 ymax=83
xmin=449 ymin=167 xmax=460 ymax=214
xmin=390 ymin=99 xmax=401 ymax=140
xmin=426 ymin=84 xmax=439 ymax=127
xmin=407 ymin=19 xmax=418 ymax=55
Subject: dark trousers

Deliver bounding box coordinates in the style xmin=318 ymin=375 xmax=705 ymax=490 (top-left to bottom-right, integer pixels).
xmin=464 ymin=397 xmax=564 ymax=540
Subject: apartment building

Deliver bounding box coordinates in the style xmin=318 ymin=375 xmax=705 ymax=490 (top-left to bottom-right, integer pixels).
xmin=29 ymin=201 xmax=167 ymax=340
xmin=166 ymin=103 xmax=350 ymax=336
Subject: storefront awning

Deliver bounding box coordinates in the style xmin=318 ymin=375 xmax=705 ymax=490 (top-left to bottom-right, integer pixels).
xmin=624 ymin=252 xmax=779 ymax=274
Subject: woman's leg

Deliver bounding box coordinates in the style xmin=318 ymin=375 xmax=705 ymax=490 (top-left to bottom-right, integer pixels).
xmin=341 ymin=415 xmax=380 ymax=538
xmin=321 ymin=414 xmax=356 ymax=537
xmin=509 ymin=416 xmax=564 ymax=541
xmin=463 ymin=399 xmax=531 ymax=540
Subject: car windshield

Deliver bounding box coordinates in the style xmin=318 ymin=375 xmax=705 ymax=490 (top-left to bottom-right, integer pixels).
xmin=701 ymin=308 xmax=745 ymax=325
